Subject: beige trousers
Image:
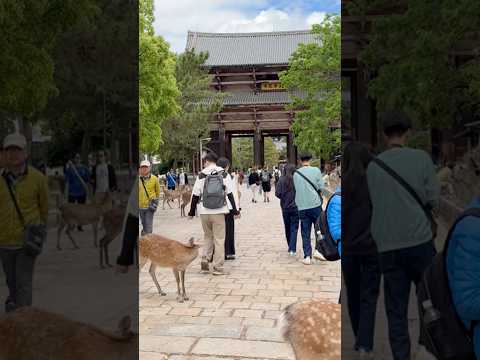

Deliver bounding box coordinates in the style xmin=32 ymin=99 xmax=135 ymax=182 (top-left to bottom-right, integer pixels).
xmin=200 ymin=214 xmax=226 ymax=269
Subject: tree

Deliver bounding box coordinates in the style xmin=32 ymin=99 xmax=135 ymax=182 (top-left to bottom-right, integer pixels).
xmin=232 ymin=138 xmax=253 ymax=170
xmin=139 ymin=0 xmax=179 ymax=155
xmin=0 ymin=0 xmax=97 ymax=118
xmin=264 ymin=138 xmax=280 ymax=168
xmin=348 ymin=0 xmax=480 ymax=128
xmin=160 ymin=50 xmax=223 ymax=167
xmin=280 ymin=14 xmax=341 ymax=159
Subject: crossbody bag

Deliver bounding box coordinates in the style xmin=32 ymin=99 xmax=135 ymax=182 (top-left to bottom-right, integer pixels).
xmin=3 ymin=174 xmax=47 ymax=256
xmin=140 ymin=177 xmax=158 ymax=212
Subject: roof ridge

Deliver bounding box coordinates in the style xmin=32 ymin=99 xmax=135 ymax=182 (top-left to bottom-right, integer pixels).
xmin=187 ymin=30 xmax=313 ymax=38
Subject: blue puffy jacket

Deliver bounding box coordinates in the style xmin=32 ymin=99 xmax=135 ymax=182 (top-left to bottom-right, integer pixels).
xmin=327 ymin=187 xmax=342 ymax=256
xmin=446 ymin=196 xmax=480 ymax=358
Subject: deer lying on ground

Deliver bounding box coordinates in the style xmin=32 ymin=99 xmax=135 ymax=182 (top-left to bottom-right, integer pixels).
xmin=0 ymin=307 xmax=137 ymax=360
xmin=139 ymin=233 xmax=199 ymax=302
xmin=99 ymin=205 xmax=126 ymax=269
xmin=162 ymin=189 xmax=181 ymax=210
xmin=180 ymin=186 xmax=192 ymax=217
xmin=281 ymin=300 xmax=341 ymax=360
xmin=57 ymin=193 xmax=113 ymax=250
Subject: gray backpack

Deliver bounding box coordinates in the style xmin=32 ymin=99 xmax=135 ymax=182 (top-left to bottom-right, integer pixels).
xmin=199 ymin=170 xmax=227 ymax=209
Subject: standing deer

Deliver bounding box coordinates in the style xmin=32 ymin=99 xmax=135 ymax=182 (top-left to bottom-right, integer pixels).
xmin=99 ymin=205 xmax=126 ymax=269
xmin=180 ymin=186 xmax=192 ymax=218
xmin=139 ymin=233 xmax=199 ymax=302
xmin=281 ymin=300 xmax=341 ymax=360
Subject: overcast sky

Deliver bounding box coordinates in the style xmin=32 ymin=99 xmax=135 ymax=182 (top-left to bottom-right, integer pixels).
xmin=153 ymin=0 xmax=340 ymax=53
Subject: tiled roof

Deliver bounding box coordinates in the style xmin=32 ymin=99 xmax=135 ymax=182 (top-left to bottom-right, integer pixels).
xmin=210 ymin=91 xmax=305 ymax=106
xmin=186 ymin=30 xmax=320 ymax=66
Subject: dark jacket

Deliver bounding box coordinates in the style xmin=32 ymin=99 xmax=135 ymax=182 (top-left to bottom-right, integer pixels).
xmin=275 ymin=176 xmax=297 ymax=211
xmin=91 ymin=163 xmax=117 ymax=193
xmin=248 ymin=172 xmax=260 ymax=186
xmin=342 ymin=173 xmax=377 ymax=256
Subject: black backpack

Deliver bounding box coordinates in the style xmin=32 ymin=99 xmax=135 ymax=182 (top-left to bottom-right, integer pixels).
xmin=417 ymin=207 xmax=480 ymax=360
xmin=199 ymin=170 xmax=227 ymax=209
xmin=314 ymin=192 xmax=341 ymax=261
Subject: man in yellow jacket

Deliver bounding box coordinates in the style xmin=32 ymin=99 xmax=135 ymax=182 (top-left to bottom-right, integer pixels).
xmin=138 ymin=160 xmax=160 ymax=235
xmin=0 ymin=133 xmax=48 ymax=313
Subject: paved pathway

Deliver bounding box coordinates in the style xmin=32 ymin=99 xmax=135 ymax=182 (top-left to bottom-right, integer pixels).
xmin=140 ymin=184 xmax=341 ymax=360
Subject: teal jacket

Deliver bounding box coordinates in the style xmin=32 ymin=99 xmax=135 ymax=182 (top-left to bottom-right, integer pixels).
xmin=293 ymin=166 xmax=324 ymax=211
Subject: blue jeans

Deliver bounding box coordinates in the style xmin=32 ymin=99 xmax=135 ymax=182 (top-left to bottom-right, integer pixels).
xmin=139 ymin=209 xmax=154 ymax=235
xmin=299 ymin=206 xmax=321 ymax=258
xmin=282 ymin=209 xmax=299 ymax=253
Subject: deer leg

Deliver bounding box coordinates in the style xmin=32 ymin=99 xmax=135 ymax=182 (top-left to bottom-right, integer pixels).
xmin=66 ymin=225 xmax=79 ymax=249
xmin=93 ymin=222 xmax=98 ymax=248
xmin=180 ymin=270 xmax=189 ymax=301
xmin=173 ymin=269 xmax=183 ymax=303
xmin=149 ymin=263 xmax=166 ymax=296
xmin=57 ymin=218 xmax=65 ymax=250
xmin=99 ymin=238 xmax=105 ymax=269
xmin=105 ymin=242 xmax=113 ymax=267
xmin=167 ymin=200 xmax=173 ymax=209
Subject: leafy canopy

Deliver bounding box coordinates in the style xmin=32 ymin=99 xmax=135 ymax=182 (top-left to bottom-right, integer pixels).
xmin=280 ymin=14 xmax=341 ymax=159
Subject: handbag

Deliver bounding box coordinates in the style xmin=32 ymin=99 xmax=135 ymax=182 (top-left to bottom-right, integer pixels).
xmin=372 ymin=158 xmax=438 ymax=240
xmin=140 ymin=177 xmax=158 ymax=212
xmin=3 ymin=175 xmax=46 ymax=256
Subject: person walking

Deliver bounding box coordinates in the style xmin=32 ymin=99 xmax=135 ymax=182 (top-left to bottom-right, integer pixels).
xmin=248 ymin=166 xmax=260 ymax=203
xmin=342 ymin=142 xmax=381 ymax=359
xmin=178 ymin=168 xmax=188 ymax=191
xmin=91 ymin=150 xmax=117 ymax=203
xmin=138 ymin=160 xmax=160 ymax=236
xmin=293 ymin=152 xmax=324 ymax=265
xmin=367 ymin=110 xmax=440 ymax=360
xmin=166 ymin=169 xmax=176 ymax=191
xmin=275 ymin=164 xmax=299 ymax=256
xmin=188 ymin=152 xmax=240 ymax=275
xmin=261 ymin=167 xmax=272 ymax=202
xmin=65 ymin=153 xmax=90 ymax=231
xmin=0 ymin=133 xmax=48 ymax=313
xmin=217 ymin=157 xmax=239 ymax=260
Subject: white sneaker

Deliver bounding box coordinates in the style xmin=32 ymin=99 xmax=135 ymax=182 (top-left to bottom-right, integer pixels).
xmin=313 ymin=250 xmax=327 ymax=261
xmin=289 ymin=251 xmax=296 ymax=257
xmin=302 ymin=257 xmax=312 ymax=265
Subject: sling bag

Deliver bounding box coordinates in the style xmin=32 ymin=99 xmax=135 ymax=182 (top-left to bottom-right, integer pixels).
xmin=140 ymin=177 xmax=158 ymax=212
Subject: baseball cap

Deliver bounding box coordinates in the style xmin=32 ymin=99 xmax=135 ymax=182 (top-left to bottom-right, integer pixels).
xmin=3 ymin=133 xmax=27 ymax=149
xmin=380 ymin=110 xmax=412 ymax=131
xmin=140 ymin=160 xmax=151 ymax=167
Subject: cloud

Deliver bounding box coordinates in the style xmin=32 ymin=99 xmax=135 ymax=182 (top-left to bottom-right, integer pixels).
xmin=153 ymin=0 xmax=337 ymax=53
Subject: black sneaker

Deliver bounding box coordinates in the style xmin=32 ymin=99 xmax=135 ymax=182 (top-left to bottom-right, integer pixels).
xmin=201 ymin=259 xmax=209 ymax=272
xmin=225 ymin=255 xmax=236 ymax=260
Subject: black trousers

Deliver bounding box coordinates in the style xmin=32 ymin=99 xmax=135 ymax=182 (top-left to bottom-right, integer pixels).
xmin=68 ymin=194 xmax=87 ymax=204
xmin=225 ymin=212 xmax=235 ymax=257
xmin=342 ymin=253 xmax=381 ymax=352
xmin=379 ymin=242 xmax=436 ymax=360
xmin=117 ymin=214 xmax=139 ymax=267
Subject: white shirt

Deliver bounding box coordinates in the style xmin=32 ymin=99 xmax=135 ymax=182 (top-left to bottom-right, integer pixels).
xmin=179 ymin=173 xmax=186 ymax=185
xmin=96 ymin=163 xmax=109 ymax=193
xmin=225 ymin=173 xmax=239 ymax=210
xmin=192 ymin=165 xmax=233 ymax=215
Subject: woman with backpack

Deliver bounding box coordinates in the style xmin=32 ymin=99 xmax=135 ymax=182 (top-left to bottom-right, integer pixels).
xmin=342 ymin=142 xmax=381 ymax=358
xmin=261 ymin=167 xmax=272 ymax=202
xmin=275 ymin=164 xmax=300 ymax=256
xmin=248 ymin=167 xmax=260 ymax=203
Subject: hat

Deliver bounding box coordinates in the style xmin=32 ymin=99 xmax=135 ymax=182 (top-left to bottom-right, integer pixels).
xmin=140 ymin=160 xmax=151 ymax=167
xmin=380 ymin=110 xmax=412 ymax=131
xmin=3 ymin=133 xmax=27 ymax=149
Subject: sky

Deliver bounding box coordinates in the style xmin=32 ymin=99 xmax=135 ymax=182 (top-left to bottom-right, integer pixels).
xmin=153 ymin=0 xmax=340 ymax=53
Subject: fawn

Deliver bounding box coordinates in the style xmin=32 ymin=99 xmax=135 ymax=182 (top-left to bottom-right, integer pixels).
xmin=139 ymin=233 xmax=199 ymax=302
xmin=162 ymin=189 xmax=181 ymax=210
xmin=281 ymin=300 xmax=341 ymax=360
xmin=0 ymin=307 xmax=137 ymax=360
xmin=57 ymin=192 xmax=113 ymax=250
xmin=180 ymin=187 xmax=192 ymax=217
xmin=99 ymin=204 xmax=126 ymax=269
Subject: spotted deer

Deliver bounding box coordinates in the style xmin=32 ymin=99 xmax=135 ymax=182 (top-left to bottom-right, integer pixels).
xmin=281 ymin=300 xmax=341 ymax=360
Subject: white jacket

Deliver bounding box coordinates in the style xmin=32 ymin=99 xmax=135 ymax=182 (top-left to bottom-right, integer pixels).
xmin=192 ymin=165 xmax=233 ymax=215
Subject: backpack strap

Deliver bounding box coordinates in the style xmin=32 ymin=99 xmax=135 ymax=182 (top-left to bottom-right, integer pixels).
xmin=324 ymin=192 xmax=341 ymax=244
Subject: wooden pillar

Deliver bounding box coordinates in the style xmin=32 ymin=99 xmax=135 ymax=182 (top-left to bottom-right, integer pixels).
xmin=225 ymin=133 xmax=233 ymax=163
xmin=356 ymin=61 xmax=375 ymax=146
xmin=287 ymin=130 xmax=296 ymax=164
xmin=218 ymin=127 xmax=226 ymax=157
xmin=253 ymin=128 xmax=262 ymax=167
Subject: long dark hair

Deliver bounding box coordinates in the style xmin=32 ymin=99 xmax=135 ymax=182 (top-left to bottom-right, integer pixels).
xmin=342 ymin=142 xmax=373 ymax=195
xmin=284 ymin=163 xmax=297 ymax=192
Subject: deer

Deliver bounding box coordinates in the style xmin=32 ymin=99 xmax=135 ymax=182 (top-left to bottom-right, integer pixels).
xmin=180 ymin=186 xmax=192 ymax=217
xmin=99 ymin=204 xmax=126 ymax=269
xmin=280 ymin=300 xmax=341 ymax=360
xmin=139 ymin=233 xmax=199 ymax=303
xmin=57 ymin=192 xmax=113 ymax=250
xmin=0 ymin=307 xmax=137 ymax=360
xmin=162 ymin=189 xmax=181 ymax=210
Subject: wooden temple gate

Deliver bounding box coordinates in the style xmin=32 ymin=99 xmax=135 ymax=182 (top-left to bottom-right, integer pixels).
xmin=186 ymin=30 xmax=320 ymax=167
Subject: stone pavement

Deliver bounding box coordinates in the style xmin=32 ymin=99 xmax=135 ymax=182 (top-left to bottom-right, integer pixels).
xmin=140 ymin=184 xmax=341 ymax=360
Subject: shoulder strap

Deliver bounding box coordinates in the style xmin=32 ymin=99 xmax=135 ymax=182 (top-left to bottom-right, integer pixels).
xmin=294 ymin=169 xmax=322 ymax=200
xmin=2 ymin=174 xmax=25 ymax=227
xmin=71 ymin=165 xmax=89 ymax=194
xmin=373 ymin=158 xmax=434 ymax=225
xmin=140 ymin=177 xmax=150 ymax=200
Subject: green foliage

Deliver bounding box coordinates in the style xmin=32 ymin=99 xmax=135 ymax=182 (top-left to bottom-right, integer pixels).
xmin=0 ymin=0 xmax=97 ymax=117
xmin=348 ymin=0 xmax=480 ymax=127
xmin=280 ymin=14 xmax=341 ymax=159
xmin=139 ymin=0 xmax=180 ymax=154
xmin=264 ymin=138 xmax=280 ymax=168
xmin=160 ymin=50 xmax=223 ymax=163
xmin=232 ymin=138 xmax=253 ymax=170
